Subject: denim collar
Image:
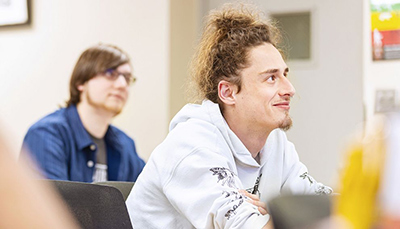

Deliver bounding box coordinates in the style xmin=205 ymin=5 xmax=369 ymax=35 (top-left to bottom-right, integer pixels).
xmin=65 ymin=105 xmax=94 ymax=151
xmin=65 ymin=105 xmax=123 ymax=151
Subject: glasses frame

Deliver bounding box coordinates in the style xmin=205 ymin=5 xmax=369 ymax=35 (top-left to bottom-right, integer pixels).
xmin=101 ymin=68 xmax=136 ymax=85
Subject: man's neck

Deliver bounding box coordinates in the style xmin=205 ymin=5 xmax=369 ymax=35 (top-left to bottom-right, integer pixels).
xmin=230 ymin=125 xmax=270 ymax=159
xmin=223 ymin=110 xmax=272 ymax=159
xmin=76 ymin=103 xmax=113 ymax=139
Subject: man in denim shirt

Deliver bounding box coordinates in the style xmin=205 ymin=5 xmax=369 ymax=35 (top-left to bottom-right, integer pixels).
xmin=21 ymin=44 xmax=145 ymax=182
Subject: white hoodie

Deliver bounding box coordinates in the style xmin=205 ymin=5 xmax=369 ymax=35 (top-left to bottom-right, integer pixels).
xmin=126 ymin=100 xmax=332 ymax=229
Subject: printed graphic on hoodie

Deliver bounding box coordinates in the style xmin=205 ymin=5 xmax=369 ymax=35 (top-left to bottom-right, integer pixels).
xmin=300 ymin=172 xmax=333 ymax=195
xmin=210 ymin=167 xmax=244 ymax=220
xmin=246 ymin=173 xmax=262 ymax=197
xmin=210 ymin=167 xmax=237 ymax=188
xmin=222 ymin=190 xmax=244 ymax=220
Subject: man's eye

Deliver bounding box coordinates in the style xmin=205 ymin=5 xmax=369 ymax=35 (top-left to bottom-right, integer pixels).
xmin=105 ymin=70 xmax=115 ymax=76
xmin=110 ymin=71 xmax=121 ymax=79
xmin=266 ymin=75 xmax=276 ymax=82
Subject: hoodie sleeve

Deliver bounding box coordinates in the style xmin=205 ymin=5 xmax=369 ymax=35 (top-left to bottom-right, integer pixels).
xmin=163 ymin=147 xmax=270 ymax=229
xmin=280 ymin=140 xmax=333 ymax=195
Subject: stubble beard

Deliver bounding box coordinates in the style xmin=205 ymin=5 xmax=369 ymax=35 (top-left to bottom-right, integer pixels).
xmin=279 ymin=113 xmax=293 ymax=131
xmin=86 ymin=92 xmax=124 ymax=116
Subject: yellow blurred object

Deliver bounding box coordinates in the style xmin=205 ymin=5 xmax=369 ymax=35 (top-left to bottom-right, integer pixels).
xmin=371 ymin=12 xmax=400 ymax=31
xmin=335 ymin=117 xmax=386 ymax=229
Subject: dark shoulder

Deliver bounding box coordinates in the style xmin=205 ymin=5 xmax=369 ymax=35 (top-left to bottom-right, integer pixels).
xmin=108 ymin=125 xmax=134 ymax=142
xmin=27 ymin=108 xmax=69 ymax=132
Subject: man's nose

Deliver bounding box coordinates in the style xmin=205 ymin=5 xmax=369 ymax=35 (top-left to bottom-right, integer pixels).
xmin=279 ymin=77 xmax=296 ymax=97
xmin=114 ymin=74 xmax=128 ymax=88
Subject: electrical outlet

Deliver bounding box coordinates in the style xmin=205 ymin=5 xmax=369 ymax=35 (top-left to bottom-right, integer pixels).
xmin=375 ymin=89 xmax=398 ymax=113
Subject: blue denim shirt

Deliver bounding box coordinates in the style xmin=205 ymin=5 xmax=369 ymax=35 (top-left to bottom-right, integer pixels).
xmin=22 ymin=105 xmax=145 ymax=182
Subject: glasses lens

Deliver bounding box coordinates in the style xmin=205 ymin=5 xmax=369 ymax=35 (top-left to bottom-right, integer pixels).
xmin=103 ymin=69 xmax=135 ymax=84
xmin=104 ymin=69 xmax=118 ymax=80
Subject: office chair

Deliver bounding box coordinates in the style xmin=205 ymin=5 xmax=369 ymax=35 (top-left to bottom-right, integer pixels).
xmin=48 ymin=180 xmax=133 ymax=229
xmin=268 ymin=194 xmax=332 ymax=229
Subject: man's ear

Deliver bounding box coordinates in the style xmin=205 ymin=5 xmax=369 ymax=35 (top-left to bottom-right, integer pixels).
xmin=77 ymin=84 xmax=85 ymax=92
xmin=218 ymin=80 xmax=237 ymax=105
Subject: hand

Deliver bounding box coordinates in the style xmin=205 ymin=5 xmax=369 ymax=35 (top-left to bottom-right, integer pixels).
xmin=262 ymin=219 xmax=274 ymax=229
xmin=239 ymin=189 xmax=268 ymax=215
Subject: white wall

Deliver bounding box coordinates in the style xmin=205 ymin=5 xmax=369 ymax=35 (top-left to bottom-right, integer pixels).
xmin=0 ymin=0 xmax=170 ymax=160
xmin=169 ymin=0 xmax=200 ymax=120
xmin=201 ymin=0 xmax=365 ymax=187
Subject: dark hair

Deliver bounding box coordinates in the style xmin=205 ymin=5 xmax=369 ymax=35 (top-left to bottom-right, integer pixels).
xmin=189 ymin=4 xmax=281 ymax=104
xmin=66 ymin=44 xmax=130 ymax=106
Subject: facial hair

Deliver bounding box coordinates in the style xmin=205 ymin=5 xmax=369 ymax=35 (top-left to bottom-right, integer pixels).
xmin=86 ymin=91 xmax=124 ymax=116
xmin=279 ymin=113 xmax=293 ymax=131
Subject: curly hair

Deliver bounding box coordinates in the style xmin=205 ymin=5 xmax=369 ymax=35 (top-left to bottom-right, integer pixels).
xmin=66 ymin=44 xmax=130 ymax=107
xmin=189 ymin=4 xmax=281 ymax=104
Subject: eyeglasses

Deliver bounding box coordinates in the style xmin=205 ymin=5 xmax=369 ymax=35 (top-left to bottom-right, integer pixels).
xmin=101 ymin=68 xmax=136 ymax=85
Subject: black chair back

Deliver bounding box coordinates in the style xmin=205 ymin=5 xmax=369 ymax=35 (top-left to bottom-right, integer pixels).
xmin=92 ymin=181 xmax=134 ymax=201
xmin=268 ymin=195 xmax=332 ymax=229
xmin=49 ymin=180 xmax=133 ymax=229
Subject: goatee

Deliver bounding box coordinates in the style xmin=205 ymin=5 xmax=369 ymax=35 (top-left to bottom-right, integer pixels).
xmin=279 ymin=116 xmax=292 ymax=131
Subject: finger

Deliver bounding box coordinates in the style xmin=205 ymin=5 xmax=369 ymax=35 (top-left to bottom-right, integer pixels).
xmin=240 ymin=190 xmax=260 ymax=201
xmin=250 ymin=200 xmax=268 ymax=214
xmin=238 ymin=189 xmax=268 ymax=215
xmin=258 ymin=206 xmax=268 ymax=215
xmin=245 ymin=192 xmax=260 ymax=201
xmin=251 ymin=200 xmax=266 ymax=209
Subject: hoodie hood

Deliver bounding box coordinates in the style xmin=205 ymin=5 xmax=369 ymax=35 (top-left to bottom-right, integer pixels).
xmin=169 ymin=100 xmax=261 ymax=167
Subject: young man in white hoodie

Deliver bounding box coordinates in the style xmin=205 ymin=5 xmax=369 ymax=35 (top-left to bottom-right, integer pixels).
xmin=126 ymin=4 xmax=332 ymax=229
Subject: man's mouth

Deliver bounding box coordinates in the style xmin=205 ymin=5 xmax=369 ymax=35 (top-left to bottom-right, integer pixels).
xmin=273 ymin=101 xmax=290 ymax=110
xmin=110 ymin=94 xmax=125 ymax=101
